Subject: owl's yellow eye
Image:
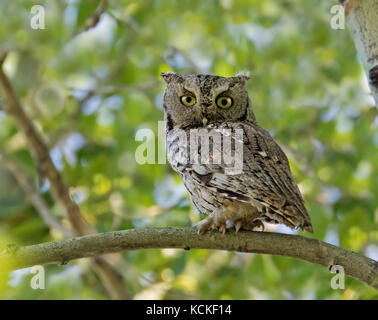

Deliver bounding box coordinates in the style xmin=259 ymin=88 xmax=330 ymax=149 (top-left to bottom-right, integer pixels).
xmin=180 ymin=95 xmax=196 ymax=106
xmin=216 ymin=96 xmax=233 ymax=109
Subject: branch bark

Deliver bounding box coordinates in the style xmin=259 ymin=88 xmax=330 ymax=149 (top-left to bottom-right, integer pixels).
xmin=1 ymin=227 xmax=377 ymax=289
xmin=342 ymin=0 xmax=378 ymax=106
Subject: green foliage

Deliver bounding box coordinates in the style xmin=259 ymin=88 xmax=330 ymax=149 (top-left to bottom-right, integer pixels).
xmin=0 ymin=0 xmax=377 ymax=299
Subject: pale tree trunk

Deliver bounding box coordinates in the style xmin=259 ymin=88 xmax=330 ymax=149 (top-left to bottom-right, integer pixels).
xmin=342 ymin=0 xmax=378 ymax=106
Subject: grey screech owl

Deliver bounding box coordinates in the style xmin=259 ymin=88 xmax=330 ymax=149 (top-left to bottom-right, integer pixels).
xmin=161 ymin=72 xmax=313 ymax=234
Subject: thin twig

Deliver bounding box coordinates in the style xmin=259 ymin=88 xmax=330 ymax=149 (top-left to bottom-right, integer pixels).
xmin=0 ymin=147 xmax=72 ymax=237
xmin=2 ymin=227 xmax=377 ymax=289
xmin=72 ymin=0 xmax=109 ymax=38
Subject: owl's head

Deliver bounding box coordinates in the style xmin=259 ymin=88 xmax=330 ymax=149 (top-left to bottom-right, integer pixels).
xmin=161 ymin=72 xmax=256 ymax=130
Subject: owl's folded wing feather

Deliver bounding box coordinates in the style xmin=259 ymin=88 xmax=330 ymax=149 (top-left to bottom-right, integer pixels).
xmin=187 ymin=123 xmax=313 ymax=232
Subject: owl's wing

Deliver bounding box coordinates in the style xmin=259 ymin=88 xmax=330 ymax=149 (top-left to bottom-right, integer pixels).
xmin=186 ymin=123 xmax=313 ymax=232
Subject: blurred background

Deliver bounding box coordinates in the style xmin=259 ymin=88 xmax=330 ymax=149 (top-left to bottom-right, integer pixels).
xmin=0 ymin=0 xmax=377 ymax=299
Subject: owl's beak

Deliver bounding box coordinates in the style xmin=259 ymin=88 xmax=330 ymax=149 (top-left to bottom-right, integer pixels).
xmin=202 ymin=117 xmax=208 ymax=127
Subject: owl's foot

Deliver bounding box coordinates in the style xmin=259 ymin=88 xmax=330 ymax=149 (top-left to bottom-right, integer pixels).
xmin=194 ymin=202 xmax=263 ymax=234
xmin=194 ymin=211 xmax=228 ymax=235
xmin=234 ymin=218 xmax=264 ymax=233
xmin=194 ymin=215 xmax=215 ymax=234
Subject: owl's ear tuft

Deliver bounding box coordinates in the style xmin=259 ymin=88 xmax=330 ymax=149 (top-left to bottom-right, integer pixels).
xmin=161 ymin=72 xmax=184 ymax=84
xmin=230 ymin=73 xmax=250 ymax=86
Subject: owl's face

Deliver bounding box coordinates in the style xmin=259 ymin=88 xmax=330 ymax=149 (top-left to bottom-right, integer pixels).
xmin=161 ymin=73 xmax=255 ymax=130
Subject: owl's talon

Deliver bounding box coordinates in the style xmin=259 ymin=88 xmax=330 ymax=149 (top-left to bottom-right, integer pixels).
xmin=194 ymin=216 xmax=214 ymax=234
xmin=219 ymin=224 xmax=226 ymax=234
xmin=235 ymin=221 xmax=242 ymax=233
xmin=194 ymin=223 xmax=206 ymax=235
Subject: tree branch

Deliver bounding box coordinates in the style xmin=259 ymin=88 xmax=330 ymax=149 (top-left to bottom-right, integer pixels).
xmin=0 ymin=51 xmax=129 ymax=300
xmin=72 ymin=0 xmax=108 ymax=37
xmin=2 ymin=227 xmax=377 ymax=289
xmin=0 ymin=147 xmax=72 ymax=237
xmin=0 ymin=53 xmax=91 ymax=236
xmin=342 ymin=0 xmax=378 ymax=106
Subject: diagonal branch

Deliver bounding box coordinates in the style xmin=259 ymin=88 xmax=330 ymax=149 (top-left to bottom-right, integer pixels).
xmin=0 ymin=51 xmax=129 ymax=300
xmin=2 ymin=227 xmax=377 ymax=289
xmin=0 ymin=55 xmax=91 ymax=236
xmin=0 ymin=147 xmax=72 ymax=237
xmin=72 ymin=0 xmax=109 ymax=37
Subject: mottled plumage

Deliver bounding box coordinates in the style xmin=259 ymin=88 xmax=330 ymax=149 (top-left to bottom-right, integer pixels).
xmin=162 ymin=72 xmax=313 ymax=234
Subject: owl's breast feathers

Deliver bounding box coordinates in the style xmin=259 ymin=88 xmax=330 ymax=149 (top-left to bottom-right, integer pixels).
xmin=167 ymin=122 xmax=313 ymax=233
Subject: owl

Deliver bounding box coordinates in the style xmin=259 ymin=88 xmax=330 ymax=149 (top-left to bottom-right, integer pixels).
xmin=161 ymin=72 xmax=313 ymax=234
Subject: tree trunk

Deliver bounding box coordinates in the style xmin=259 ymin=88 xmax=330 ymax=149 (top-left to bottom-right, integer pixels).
xmin=342 ymin=0 xmax=378 ymax=106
